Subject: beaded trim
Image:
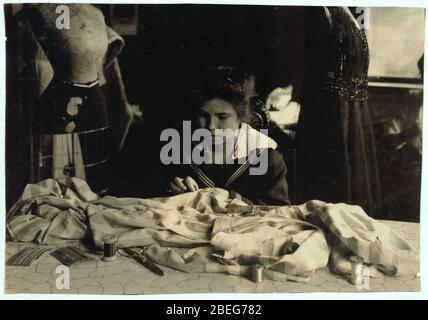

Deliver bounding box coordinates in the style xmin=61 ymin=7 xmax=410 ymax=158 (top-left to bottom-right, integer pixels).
xmin=313 ymin=75 xmax=369 ymax=101
xmin=311 ymin=7 xmax=370 ymax=102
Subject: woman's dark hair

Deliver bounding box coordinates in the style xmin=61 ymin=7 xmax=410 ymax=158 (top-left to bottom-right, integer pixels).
xmin=194 ymin=65 xmax=257 ymax=119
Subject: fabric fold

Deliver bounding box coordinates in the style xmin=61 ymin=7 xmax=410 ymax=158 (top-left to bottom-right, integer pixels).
xmin=6 ymin=177 xmax=419 ymax=282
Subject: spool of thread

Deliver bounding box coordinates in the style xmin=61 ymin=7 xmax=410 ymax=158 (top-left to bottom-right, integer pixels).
xmin=249 ymin=264 xmax=264 ymax=283
xmin=350 ymin=255 xmax=364 ymax=285
xmin=102 ymin=234 xmax=117 ymax=262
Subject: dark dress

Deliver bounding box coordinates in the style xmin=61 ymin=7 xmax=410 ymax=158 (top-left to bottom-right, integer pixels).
xmin=296 ymin=7 xmax=382 ymax=217
xmin=169 ymin=148 xmax=290 ymax=206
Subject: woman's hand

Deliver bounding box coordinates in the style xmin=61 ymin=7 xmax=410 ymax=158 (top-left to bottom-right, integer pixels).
xmin=166 ymin=177 xmax=199 ymax=195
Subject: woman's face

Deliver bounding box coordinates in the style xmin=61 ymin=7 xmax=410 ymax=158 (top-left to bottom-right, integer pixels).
xmin=196 ymin=98 xmax=241 ymax=144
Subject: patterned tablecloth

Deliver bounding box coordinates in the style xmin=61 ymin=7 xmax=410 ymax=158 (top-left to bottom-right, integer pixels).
xmin=5 ymin=220 xmax=420 ymax=295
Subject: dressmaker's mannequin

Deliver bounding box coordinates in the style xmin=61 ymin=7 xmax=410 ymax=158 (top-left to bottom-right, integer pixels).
xmin=29 ymin=3 xmax=110 ymax=133
xmin=26 ymin=3 xmax=114 ymax=190
xmin=29 ymin=3 xmax=108 ymax=85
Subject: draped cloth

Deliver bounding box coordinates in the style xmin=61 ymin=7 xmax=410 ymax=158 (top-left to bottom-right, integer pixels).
xmin=7 ymin=178 xmax=419 ymax=282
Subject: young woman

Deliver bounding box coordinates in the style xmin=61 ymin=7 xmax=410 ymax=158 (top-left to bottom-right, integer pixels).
xmin=165 ymin=66 xmax=290 ymax=205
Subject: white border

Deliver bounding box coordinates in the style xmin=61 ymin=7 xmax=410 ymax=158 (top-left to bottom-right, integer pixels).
xmin=0 ymin=0 xmax=426 ymax=301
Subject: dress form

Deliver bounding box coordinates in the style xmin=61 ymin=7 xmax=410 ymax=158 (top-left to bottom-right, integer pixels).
xmin=29 ymin=4 xmax=111 ymax=193
xmin=29 ymin=3 xmax=108 ymax=85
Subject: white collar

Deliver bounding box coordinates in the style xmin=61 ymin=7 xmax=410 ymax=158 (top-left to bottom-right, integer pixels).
xmin=192 ymin=122 xmax=278 ymax=162
xmin=233 ymin=123 xmax=277 ymax=159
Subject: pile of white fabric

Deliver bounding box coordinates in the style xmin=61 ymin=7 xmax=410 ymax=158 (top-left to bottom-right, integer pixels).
xmin=7 ymin=178 xmax=419 ymax=283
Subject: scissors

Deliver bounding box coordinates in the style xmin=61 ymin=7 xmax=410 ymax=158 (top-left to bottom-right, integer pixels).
xmin=120 ymin=247 xmax=164 ymax=276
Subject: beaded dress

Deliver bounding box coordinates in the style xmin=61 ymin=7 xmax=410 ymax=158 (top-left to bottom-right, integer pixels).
xmin=296 ymin=7 xmax=382 ymax=217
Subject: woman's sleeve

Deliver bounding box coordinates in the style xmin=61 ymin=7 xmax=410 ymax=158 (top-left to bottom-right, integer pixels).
xmin=256 ymin=149 xmax=290 ymax=205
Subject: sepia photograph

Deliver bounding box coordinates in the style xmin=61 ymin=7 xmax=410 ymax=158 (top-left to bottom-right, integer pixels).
xmin=2 ymin=2 xmax=424 ymax=296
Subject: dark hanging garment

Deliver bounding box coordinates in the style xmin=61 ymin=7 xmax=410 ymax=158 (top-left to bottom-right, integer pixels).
xmin=296 ymin=7 xmax=382 ymax=217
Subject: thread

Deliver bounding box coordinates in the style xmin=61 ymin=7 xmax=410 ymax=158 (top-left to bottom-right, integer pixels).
xmin=102 ymin=234 xmax=117 ymax=262
xmin=249 ymin=264 xmax=264 ymax=283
